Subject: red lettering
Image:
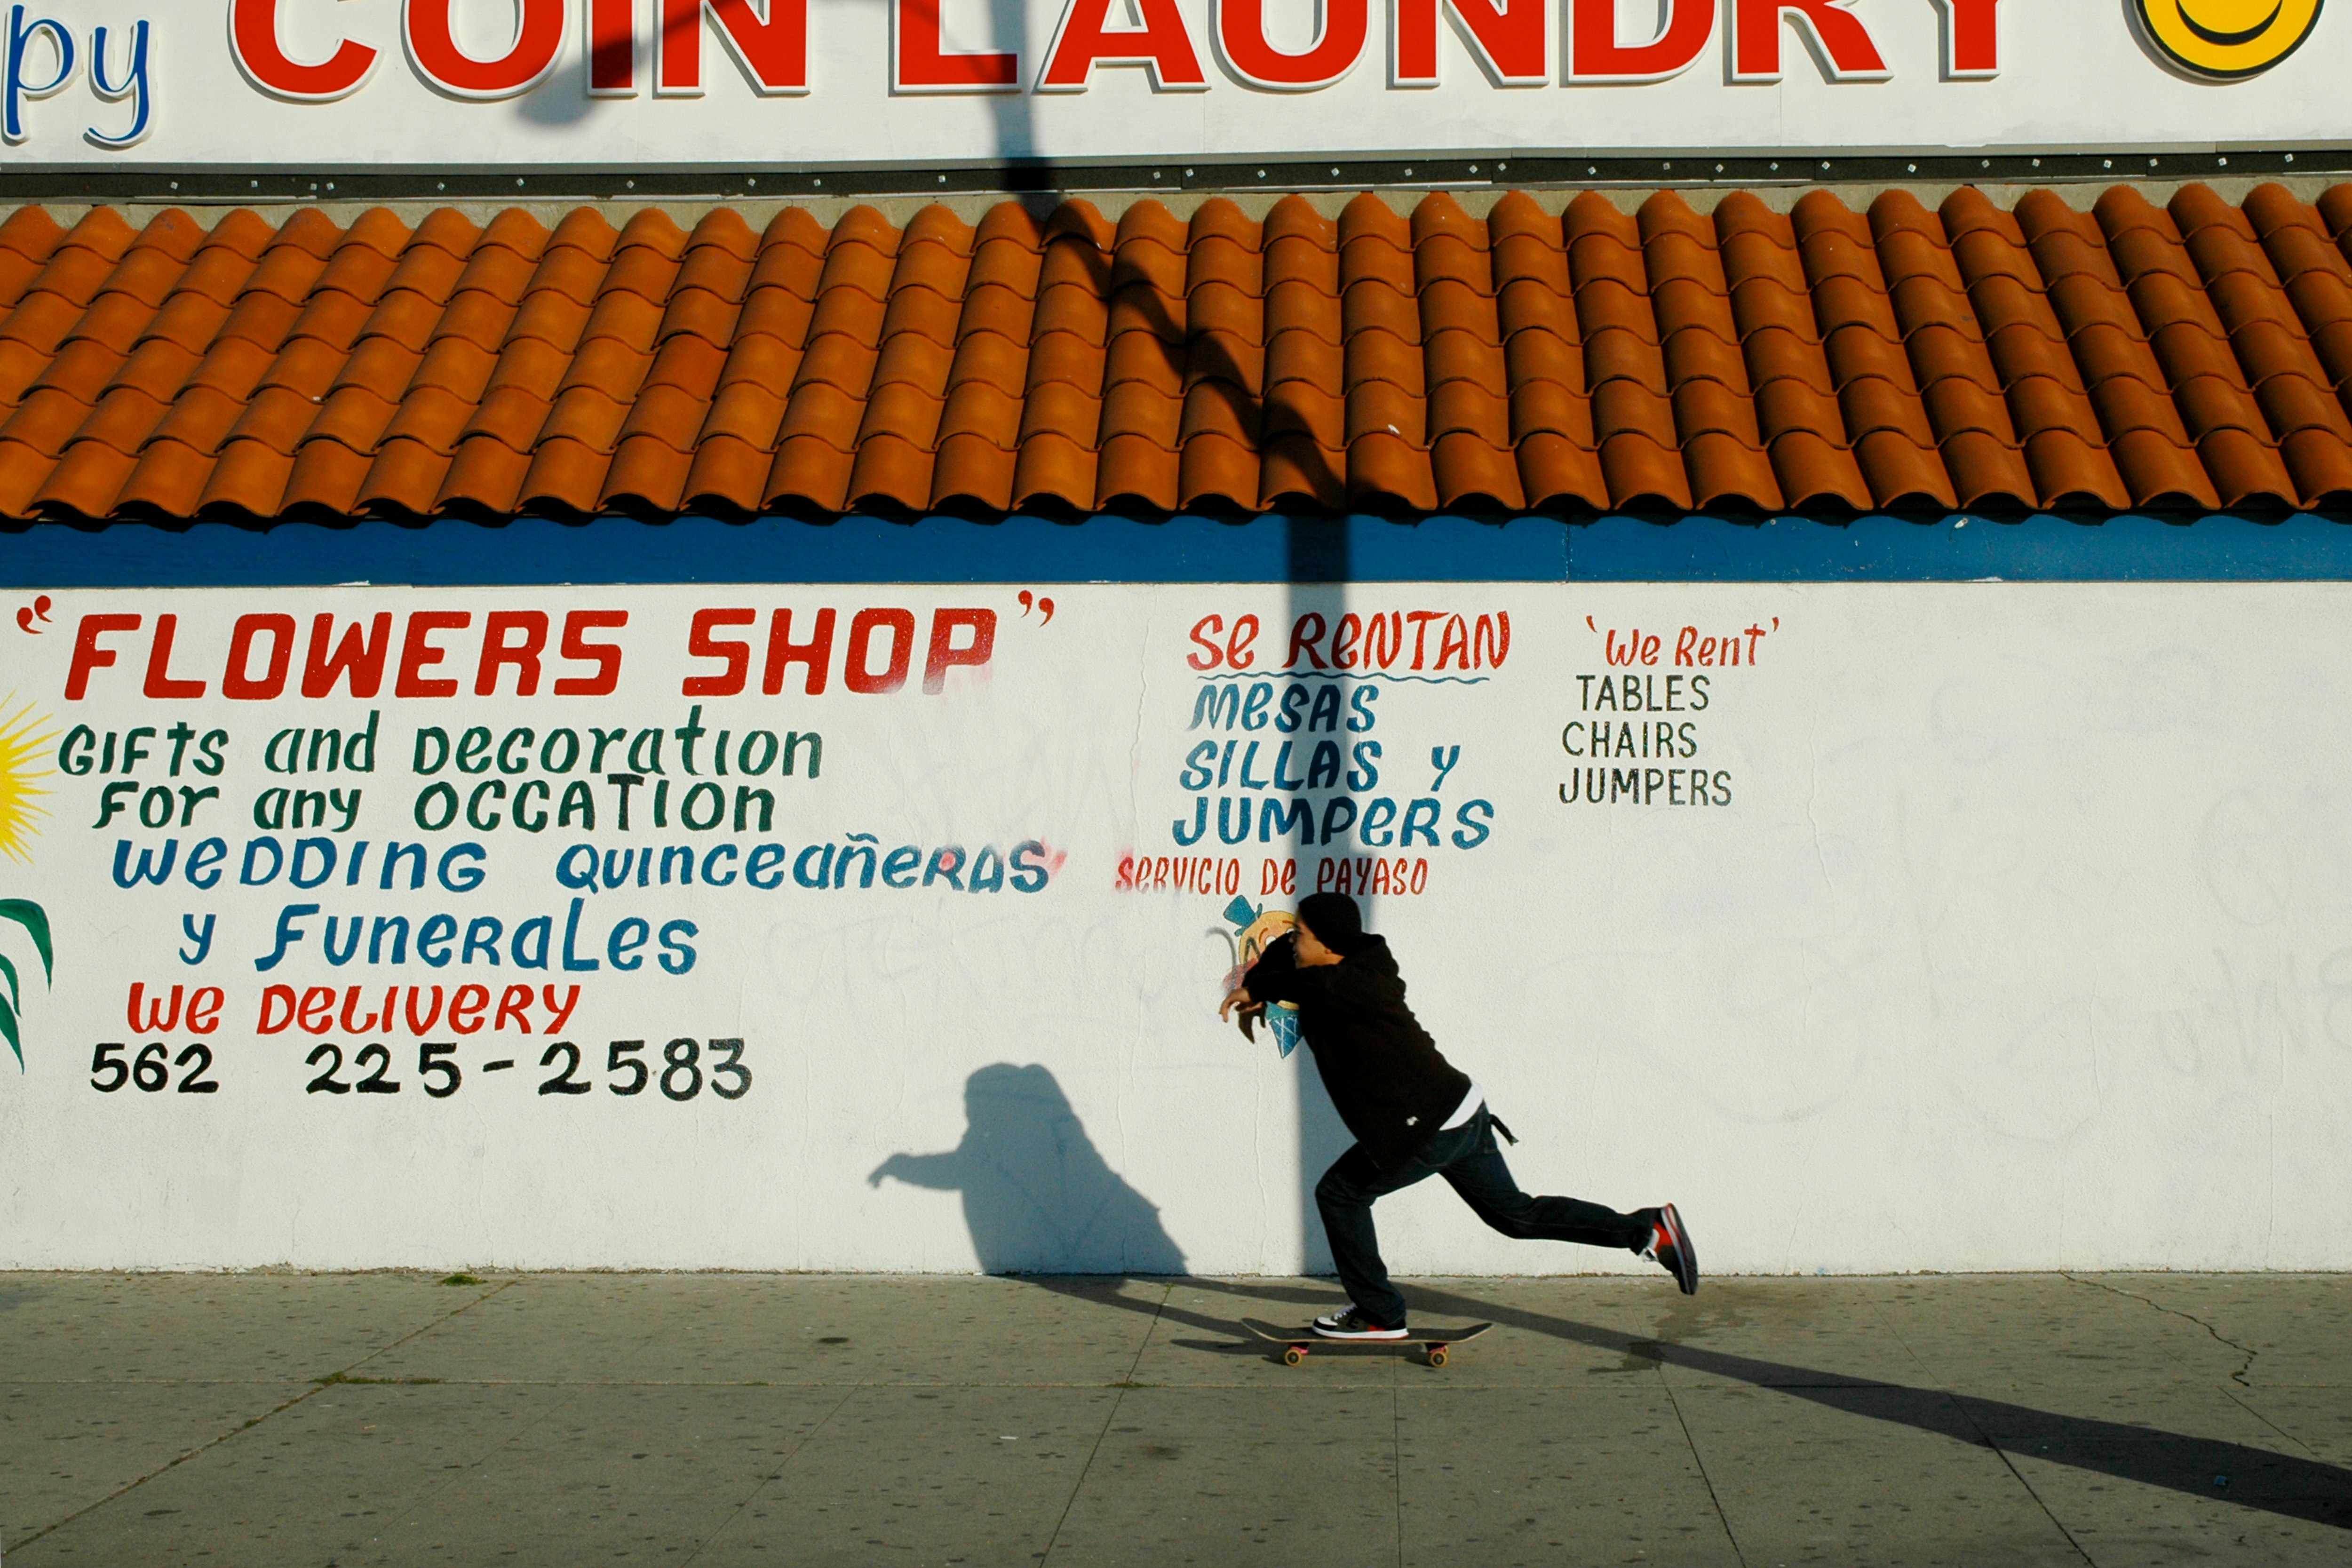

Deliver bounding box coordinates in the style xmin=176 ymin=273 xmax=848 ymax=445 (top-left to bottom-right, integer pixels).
xmin=339 ymin=985 xmax=380 ymax=1035
xmin=590 ymin=0 xmax=634 ymax=90
xmin=659 ymin=0 xmax=808 ymax=94
xmin=923 ymin=607 xmax=997 ymax=693
xmin=556 ymin=610 xmax=627 ymax=696
xmin=406 ymin=985 xmax=446 ymax=1034
xmin=845 ymin=608 xmax=916 ymax=694
xmin=763 ymin=607 xmax=836 ymax=695
xmin=1227 ymin=613 xmax=1259 ymax=670
xmin=476 ymin=610 xmax=549 ymax=696
xmin=1568 ymin=0 xmax=1710 ymax=80
xmin=127 ymin=982 xmax=182 ymax=1033
xmin=1285 ymin=613 xmax=1328 ymax=670
xmin=1731 ymin=0 xmax=1889 ymax=82
xmin=65 ymin=613 xmax=139 ymax=700
xmin=256 ymin=984 xmax=297 ymax=1034
xmin=1331 ymin=613 xmax=1361 ymax=669
xmin=541 ymin=986 xmax=580 ymax=1033
xmin=1188 ymin=614 xmax=1225 ymax=671
xmin=1430 ymin=616 xmax=1468 ymax=672
xmin=230 ymin=0 xmax=379 ymax=101
xmin=302 ymin=613 xmax=392 ymax=698
xmin=1406 ymin=610 xmax=1442 ymax=669
xmin=222 ymin=613 xmax=296 ymax=700
xmin=187 ymin=987 xmax=224 ymax=1035
xmin=396 ymin=611 xmax=469 ymax=698
xmin=685 ymin=607 xmax=757 ymax=697
xmin=143 ymin=614 xmax=207 ymax=699
xmin=404 ymin=0 xmax=567 ymax=98
xmin=449 ymin=983 xmax=491 ymax=1035
xmin=495 ymin=984 xmax=534 ymax=1033
xmin=1216 ymin=0 xmax=1367 ymax=87
xmin=1474 ymin=612 xmax=1509 ymax=669
xmin=296 ymin=985 xmax=336 ymax=1035
xmin=1941 ymin=0 xmax=1999 ymax=77
xmin=1393 ymin=0 xmax=1543 ymax=86
xmin=1039 ymin=0 xmax=1205 ymax=88
xmin=893 ymin=0 xmax=1018 ymax=89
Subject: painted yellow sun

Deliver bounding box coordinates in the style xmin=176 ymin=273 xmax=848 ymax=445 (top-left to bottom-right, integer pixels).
xmin=0 ymin=695 xmax=56 ymax=864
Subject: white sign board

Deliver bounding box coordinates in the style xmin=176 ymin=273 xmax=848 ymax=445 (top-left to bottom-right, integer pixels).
xmin=0 ymin=1 xmax=2343 ymax=168
xmin=0 ymin=581 xmax=2345 ymax=1275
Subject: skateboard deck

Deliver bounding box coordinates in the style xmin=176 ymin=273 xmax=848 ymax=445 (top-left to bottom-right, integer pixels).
xmin=1242 ymin=1318 xmax=1492 ymax=1368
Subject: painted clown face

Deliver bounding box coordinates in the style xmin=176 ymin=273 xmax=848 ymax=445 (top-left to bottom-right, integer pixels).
xmin=1222 ymin=902 xmax=1303 ymax=1058
xmin=1237 ymin=909 xmax=1294 ymax=971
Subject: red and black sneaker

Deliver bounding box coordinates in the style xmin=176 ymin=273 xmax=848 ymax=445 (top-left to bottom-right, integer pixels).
xmin=1639 ymin=1204 xmax=1699 ymax=1296
xmin=1312 ymin=1306 xmax=1407 ymax=1340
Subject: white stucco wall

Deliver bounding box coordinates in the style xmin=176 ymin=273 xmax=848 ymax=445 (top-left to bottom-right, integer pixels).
xmin=1 ymin=581 xmax=2344 ymax=1274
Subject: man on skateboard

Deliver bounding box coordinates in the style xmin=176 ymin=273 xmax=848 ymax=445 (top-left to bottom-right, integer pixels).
xmin=1220 ymin=892 xmax=1698 ymax=1340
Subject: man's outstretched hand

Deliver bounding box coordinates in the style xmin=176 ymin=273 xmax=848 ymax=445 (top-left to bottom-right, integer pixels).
xmin=1219 ymin=986 xmax=1259 ymax=1024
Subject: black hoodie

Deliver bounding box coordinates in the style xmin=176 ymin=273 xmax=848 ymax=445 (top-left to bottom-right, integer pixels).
xmin=1245 ymin=931 xmax=1473 ymax=1170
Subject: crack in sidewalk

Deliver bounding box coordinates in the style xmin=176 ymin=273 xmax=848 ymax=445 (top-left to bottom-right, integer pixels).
xmin=2063 ymin=1274 xmax=2256 ymax=1387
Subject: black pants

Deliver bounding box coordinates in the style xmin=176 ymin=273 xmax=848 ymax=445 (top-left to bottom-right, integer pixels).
xmin=1315 ymin=1104 xmax=1647 ymax=1327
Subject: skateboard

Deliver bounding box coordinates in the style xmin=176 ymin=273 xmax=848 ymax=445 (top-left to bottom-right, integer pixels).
xmin=1242 ymin=1318 xmax=1492 ymax=1369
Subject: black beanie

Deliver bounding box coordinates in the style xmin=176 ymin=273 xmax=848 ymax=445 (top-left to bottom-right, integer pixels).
xmin=1296 ymin=892 xmax=1371 ymax=954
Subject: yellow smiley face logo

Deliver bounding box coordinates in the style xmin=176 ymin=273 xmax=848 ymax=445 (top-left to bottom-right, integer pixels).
xmin=2137 ymin=0 xmax=2324 ymax=78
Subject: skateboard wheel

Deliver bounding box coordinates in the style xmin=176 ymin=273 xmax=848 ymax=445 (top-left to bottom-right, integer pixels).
xmin=1283 ymin=1345 xmax=1307 ymax=1367
xmin=1427 ymin=1346 xmax=1448 ymax=1369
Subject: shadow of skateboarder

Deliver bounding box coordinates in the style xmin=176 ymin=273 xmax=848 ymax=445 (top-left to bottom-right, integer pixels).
xmin=869 ymin=1062 xmax=1187 ymax=1276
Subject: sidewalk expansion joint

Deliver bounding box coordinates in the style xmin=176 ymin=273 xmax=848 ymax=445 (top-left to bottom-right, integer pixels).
xmin=1035 ymin=1279 xmax=1169 ymax=1566
xmin=0 ymin=1278 xmax=514 ymax=1559
xmin=676 ymin=1383 xmax=864 ymax=1566
xmin=2061 ymin=1273 xmax=2257 ymax=1387
xmin=1657 ymin=1369 xmax=1748 ymax=1567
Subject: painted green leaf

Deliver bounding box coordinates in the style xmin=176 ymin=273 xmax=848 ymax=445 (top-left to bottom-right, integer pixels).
xmin=0 ymin=991 xmax=17 ymax=1070
xmin=0 ymin=947 xmax=16 ymax=1013
xmin=0 ymin=899 xmax=52 ymax=983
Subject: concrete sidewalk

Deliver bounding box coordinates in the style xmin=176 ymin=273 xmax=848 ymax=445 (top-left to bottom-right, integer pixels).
xmin=1 ymin=1273 xmax=2346 ymax=1566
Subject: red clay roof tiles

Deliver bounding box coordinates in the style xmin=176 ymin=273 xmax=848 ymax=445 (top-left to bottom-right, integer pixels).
xmin=5 ymin=183 xmax=2352 ymax=523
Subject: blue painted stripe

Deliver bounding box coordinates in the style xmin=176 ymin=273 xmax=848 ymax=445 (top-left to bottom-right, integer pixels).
xmin=6 ymin=510 xmax=2352 ymax=586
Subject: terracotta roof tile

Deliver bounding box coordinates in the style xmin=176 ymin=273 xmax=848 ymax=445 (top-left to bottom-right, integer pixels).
xmin=519 ymin=435 xmax=614 ymax=512
xmin=9 ymin=186 xmax=2352 ymax=521
xmin=359 ymin=438 xmax=454 ymax=515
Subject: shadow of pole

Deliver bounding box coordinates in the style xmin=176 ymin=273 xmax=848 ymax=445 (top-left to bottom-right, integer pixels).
xmin=1400 ymin=1280 xmax=2352 ymax=1534
xmin=1284 ymin=518 xmax=1355 ymax=1276
xmin=1012 ymin=1274 xmax=2352 ymax=1531
xmin=986 ymin=0 xmax=1038 ymax=171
